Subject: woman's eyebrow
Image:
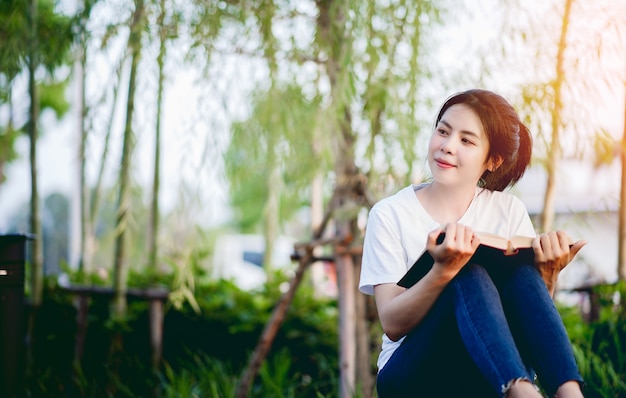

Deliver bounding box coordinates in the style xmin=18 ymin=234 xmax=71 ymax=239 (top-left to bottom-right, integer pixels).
xmin=438 ymin=119 xmax=481 ymax=139
xmin=437 ymin=120 xmax=452 ymax=129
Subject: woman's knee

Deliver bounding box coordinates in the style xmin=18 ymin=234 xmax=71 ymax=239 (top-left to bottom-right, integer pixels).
xmin=501 ymin=263 xmax=548 ymax=296
xmin=456 ymin=263 xmax=490 ymax=282
xmin=454 ymin=263 xmax=498 ymax=296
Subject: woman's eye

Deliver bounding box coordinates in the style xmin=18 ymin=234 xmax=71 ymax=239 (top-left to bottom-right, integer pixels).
xmin=437 ymin=129 xmax=448 ymax=135
xmin=462 ymin=138 xmax=475 ymax=145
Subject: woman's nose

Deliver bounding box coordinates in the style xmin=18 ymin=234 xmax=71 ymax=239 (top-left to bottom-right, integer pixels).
xmin=440 ymin=137 xmax=456 ymax=153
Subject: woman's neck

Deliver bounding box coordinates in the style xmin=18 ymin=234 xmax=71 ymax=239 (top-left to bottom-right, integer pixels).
xmin=416 ymin=182 xmax=477 ymax=225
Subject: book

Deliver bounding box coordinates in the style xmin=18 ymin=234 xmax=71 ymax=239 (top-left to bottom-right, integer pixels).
xmin=397 ymin=232 xmax=537 ymax=288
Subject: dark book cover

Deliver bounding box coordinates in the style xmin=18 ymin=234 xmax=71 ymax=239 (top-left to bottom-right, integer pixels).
xmin=396 ymin=239 xmax=535 ymax=289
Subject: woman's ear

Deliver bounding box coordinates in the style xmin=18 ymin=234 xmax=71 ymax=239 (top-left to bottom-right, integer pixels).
xmin=487 ymin=156 xmax=504 ymax=172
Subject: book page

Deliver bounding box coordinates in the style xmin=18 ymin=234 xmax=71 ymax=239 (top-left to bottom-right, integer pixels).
xmin=476 ymin=232 xmax=534 ymax=252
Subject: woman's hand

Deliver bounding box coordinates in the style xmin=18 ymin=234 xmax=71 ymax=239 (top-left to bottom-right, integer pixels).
xmin=428 ymin=223 xmax=480 ymax=281
xmin=532 ymin=231 xmax=586 ymax=297
xmin=373 ymin=224 xmax=479 ymax=341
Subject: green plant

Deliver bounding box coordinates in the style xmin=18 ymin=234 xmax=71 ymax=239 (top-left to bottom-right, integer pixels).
xmin=256 ymin=348 xmax=297 ymax=397
xmin=572 ymin=344 xmax=626 ymax=398
xmin=558 ymin=281 xmax=626 ymax=397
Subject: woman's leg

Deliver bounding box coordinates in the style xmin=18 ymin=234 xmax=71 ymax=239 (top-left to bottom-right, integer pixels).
xmin=490 ymin=263 xmax=584 ymax=396
xmin=376 ymin=281 xmax=495 ymax=397
xmin=452 ymin=264 xmax=536 ymax=395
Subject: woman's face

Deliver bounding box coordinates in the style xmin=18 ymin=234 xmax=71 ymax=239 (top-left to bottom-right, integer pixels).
xmin=428 ymin=104 xmax=494 ymax=188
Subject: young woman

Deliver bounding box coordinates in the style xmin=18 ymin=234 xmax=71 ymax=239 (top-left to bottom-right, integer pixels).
xmin=359 ymin=89 xmax=585 ymax=397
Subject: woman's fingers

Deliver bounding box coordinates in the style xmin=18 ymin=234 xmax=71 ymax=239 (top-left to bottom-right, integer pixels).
xmin=534 ymin=231 xmax=586 ymax=271
xmin=440 ymin=223 xmax=476 ymax=254
xmin=427 ymin=227 xmax=444 ymax=247
xmin=569 ymin=240 xmax=587 ymax=258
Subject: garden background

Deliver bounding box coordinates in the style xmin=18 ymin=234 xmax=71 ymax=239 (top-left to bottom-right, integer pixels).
xmin=1 ymin=0 xmax=626 ymax=397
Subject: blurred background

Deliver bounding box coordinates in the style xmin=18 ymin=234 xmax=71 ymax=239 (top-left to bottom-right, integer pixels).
xmin=0 ymin=0 xmax=625 ymax=397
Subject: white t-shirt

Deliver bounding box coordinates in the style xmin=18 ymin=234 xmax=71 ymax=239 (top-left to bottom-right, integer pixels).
xmin=359 ymin=184 xmax=536 ymax=370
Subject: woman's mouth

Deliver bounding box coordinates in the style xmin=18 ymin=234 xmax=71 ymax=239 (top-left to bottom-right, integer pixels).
xmin=435 ymin=158 xmax=456 ymax=168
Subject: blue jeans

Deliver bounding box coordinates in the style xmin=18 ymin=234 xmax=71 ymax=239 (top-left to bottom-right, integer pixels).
xmin=376 ymin=263 xmax=583 ymax=397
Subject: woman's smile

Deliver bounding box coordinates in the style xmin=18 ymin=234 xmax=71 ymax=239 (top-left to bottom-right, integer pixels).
xmin=434 ymin=157 xmax=456 ymax=168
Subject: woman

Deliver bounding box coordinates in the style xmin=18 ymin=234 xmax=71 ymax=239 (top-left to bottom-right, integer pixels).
xmin=359 ymin=89 xmax=585 ymax=397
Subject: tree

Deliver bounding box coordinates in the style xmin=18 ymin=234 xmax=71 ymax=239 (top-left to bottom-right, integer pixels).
xmin=0 ymin=0 xmax=73 ymax=305
xmin=75 ymin=0 xmax=98 ymax=275
xmin=86 ymin=59 xmax=126 ymax=279
xmin=0 ymin=1 xmax=28 ymax=186
xmin=42 ymin=192 xmax=71 ymax=275
xmin=539 ymin=0 xmax=573 ymax=233
xmin=197 ymin=1 xmax=447 ymax=396
xmin=505 ymin=0 xmax=626 ymax=234
xmin=617 ymin=83 xmax=626 ymax=281
xmin=148 ymin=0 xmax=179 ymax=277
xmin=508 ymin=0 xmax=626 ymax=280
xmin=112 ymin=0 xmax=145 ymax=320
xmin=147 ymin=0 xmax=167 ymax=276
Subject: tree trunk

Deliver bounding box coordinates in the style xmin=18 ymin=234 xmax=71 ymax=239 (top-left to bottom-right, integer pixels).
xmin=316 ymin=0 xmax=361 ymax=395
xmin=541 ymin=0 xmax=573 ymax=233
xmin=77 ymin=0 xmax=91 ymax=276
xmin=112 ymin=0 xmax=144 ymax=320
xmin=148 ymin=0 xmax=167 ymax=274
xmin=262 ymin=152 xmax=280 ymax=279
xmin=617 ymin=84 xmax=626 ymax=281
xmin=89 ymin=59 xmax=124 ymax=261
xmin=28 ymin=0 xmax=43 ymax=307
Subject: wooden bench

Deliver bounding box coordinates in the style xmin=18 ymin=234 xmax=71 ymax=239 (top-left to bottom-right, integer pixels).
xmin=61 ymin=285 xmax=169 ymax=367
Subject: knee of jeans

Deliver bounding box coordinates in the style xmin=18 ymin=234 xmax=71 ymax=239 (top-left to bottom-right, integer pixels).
xmin=459 ymin=263 xmax=489 ymax=278
xmin=455 ymin=263 xmax=491 ymax=286
xmin=509 ymin=263 xmax=544 ymax=285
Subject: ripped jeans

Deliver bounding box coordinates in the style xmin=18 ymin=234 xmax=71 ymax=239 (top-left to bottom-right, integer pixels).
xmin=376 ymin=263 xmax=583 ymax=398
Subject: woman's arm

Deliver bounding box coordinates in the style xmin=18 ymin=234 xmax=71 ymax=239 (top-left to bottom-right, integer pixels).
xmin=375 ymin=266 xmax=452 ymax=341
xmin=532 ymin=230 xmax=587 ymax=297
xmin=375 ymin=224 xmax=480 ymax=341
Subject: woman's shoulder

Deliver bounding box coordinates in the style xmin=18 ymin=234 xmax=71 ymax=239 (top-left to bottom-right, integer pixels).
xmin=367 ymin=185 xmax=423 ymax=225
xmin=371 ymin=185 xmax=418 ymax=211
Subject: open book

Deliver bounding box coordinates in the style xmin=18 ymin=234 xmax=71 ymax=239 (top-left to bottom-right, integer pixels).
xmin=397 ymin=232 xmax=538 ymax=288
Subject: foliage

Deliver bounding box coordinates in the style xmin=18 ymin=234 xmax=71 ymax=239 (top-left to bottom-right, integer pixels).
xmin=159 ymin=355 xmax=238 ymax=398
xmin=158 ymin=271 xmax=340 ymax=397
xmin=513 ymin=1 xmax=626 ymax=163
xmin=23 ymin=267 xmax=339 ymax=397
xmin=19 ymin=264 xmax=626 ymax=397
xmin=0 ymin=0 xmax=74 ymax=182
xmin=0 ymin=125 xmax=20 ymax=184
xmin=225 ymin=84 xmax=324 ymax=232
xmin=0 ymin=0 xmax=74 ymax=79
xmin=158 ymin=348 xmax=335 ymax=398
xmin=560 ymin=281 xmax=626 ymax=397
xmin=212 ymin=0 xmax=448 ymax=233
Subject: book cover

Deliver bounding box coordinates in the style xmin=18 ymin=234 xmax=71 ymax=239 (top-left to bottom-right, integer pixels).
xmin=397 ymin=232 xmax=536 ymax=288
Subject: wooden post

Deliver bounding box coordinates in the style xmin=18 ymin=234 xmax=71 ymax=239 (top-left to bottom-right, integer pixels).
xmin=354 ymin=255 xmax=373 ymax=397
xmin=74 ymin=294 xmax=90 ymax=361
xmin=336 ymin=251 xmax=356 ymax=398
xmin=147 ymin=289 xmax=166 ymax=369
xmin=62 ymin=286 xmax=169 ymax=371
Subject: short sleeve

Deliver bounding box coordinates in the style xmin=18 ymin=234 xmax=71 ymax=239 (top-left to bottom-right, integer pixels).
xmin=508 ymin=196 xmax=536 ymax=238
xmin=359 ymin=202 xmax=410 ymax=295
